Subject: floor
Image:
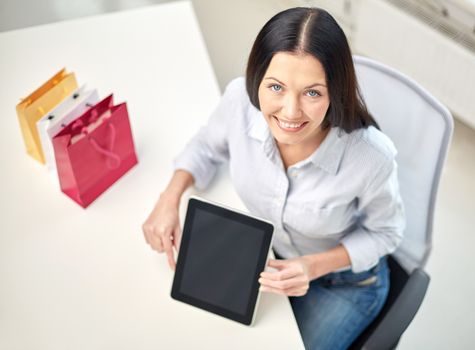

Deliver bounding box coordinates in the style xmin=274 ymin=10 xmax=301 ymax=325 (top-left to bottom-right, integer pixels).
xmin=1 ymin=0 xmax=474 ymax=349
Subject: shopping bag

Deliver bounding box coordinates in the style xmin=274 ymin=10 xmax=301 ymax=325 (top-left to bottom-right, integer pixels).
xmin=52 ymin=94 xmax=138 ymax=208
xmin=16 ymin=68 xmax=78 ymax=163
xmin=36 ymin=85 xmax=99 ymax=181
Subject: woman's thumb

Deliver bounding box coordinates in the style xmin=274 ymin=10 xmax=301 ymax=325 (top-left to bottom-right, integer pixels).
xmin=173 ymin=225 xmax=181 ymax=252
xmin=268 ymin=259 xmax=286 ymax=268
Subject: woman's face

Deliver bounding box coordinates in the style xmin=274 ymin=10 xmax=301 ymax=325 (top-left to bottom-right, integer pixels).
xmin=258 ymin=52 xmax=330 ymax=148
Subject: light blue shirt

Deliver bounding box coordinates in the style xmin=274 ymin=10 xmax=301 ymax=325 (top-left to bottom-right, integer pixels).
xmin=173 ymin=77 xmax=405 ymax=273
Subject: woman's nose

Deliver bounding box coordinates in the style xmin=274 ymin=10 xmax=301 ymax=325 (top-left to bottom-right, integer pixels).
xmin=282 ymin=94 xmax=302 ymax=120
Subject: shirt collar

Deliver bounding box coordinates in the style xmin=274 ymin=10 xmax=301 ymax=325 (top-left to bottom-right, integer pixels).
xmin=307 ymin=127 xmax=347 ymax=175
xmin=246 ymin=107 xmax=270 ymax=142
xmin=246 ymin=107 xmax=347 ymax=175
xmin=246 ymin=107 xmax=278 ymax=162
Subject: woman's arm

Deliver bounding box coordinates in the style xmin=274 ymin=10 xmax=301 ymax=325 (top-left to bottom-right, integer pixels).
xmin=259 ymin=247 xmax=352 ymax=297
xmin=160 ymin=169 xmax=195 ymax=207
xmin=259 ymin=156 xmax=405 ymax=296
xmin=172 ymin=77 xmax=243 ymax=191
xmin=142 ymin=169 xmax=195 ymax=269
xmin=143 ymin=79 xmax=244 ymax=268
xmin=302 ymin=244 xmax=351 ymax=281
xmin=339 ymin=158 xmax=405 ymax=273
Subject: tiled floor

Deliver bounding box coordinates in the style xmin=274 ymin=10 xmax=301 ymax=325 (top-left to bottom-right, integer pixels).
xmin=1 ymin=1 xmax=474 ymax=349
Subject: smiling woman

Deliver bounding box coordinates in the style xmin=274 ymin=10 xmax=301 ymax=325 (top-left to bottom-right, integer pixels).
xmin=246 ymin=8 xmax=380 ymax=173
xmin=257 ymin=52 xmax=332 ymax=167
xmin=143 ymin=6 xmax=405 ymax=350
xmin=246 ymin=8 xmax=379 ymax=134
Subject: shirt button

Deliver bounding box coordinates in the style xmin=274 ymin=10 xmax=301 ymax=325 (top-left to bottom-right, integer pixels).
xmin=289 ymin=170 xmax=298 ymax=178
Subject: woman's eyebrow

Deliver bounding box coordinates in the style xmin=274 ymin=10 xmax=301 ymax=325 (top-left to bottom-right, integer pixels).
xmin=264 ymin=76 xmax=326 ymax=88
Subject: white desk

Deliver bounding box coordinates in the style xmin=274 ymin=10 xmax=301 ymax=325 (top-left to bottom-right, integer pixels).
xmin=0 ymin=1 xmax=305 ymax=349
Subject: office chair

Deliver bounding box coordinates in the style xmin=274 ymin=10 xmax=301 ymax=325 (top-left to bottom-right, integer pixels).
xmin=348 ymin=55 xmax=454 ymax=350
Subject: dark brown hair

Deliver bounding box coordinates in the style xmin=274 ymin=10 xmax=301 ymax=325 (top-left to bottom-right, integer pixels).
xmin=245 ymin=7 xmax=379 ymax=133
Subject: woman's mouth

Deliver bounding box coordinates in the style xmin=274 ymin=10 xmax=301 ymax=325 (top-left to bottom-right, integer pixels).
xmin=273 ymin=116 xmax=309 ymax=133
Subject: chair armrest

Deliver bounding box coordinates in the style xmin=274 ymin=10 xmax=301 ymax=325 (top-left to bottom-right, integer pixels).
xmin=362 ymin=268 xmax=430 ymax=350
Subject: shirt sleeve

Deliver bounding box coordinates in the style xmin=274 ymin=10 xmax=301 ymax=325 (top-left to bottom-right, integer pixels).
xmin=340 ymin=156 xmax=406 ymax=273
xmin=172 ymin=77 xmax=242 ymax=190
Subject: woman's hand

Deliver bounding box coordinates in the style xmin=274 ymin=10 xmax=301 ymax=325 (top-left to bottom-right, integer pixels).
xmin=258 ymin=256 xmax=315 ymax=297
xmin=142 ymin=191 xmax=182 ymax=271
xmin=258 ymin=246 xmax=352 ymax=296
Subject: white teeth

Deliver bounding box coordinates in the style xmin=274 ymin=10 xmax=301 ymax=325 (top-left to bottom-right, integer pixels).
xmin=277 ymin=119 xmax=304 ymax=128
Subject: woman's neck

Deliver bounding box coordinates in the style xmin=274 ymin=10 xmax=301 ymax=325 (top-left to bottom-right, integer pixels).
xmin=276 ymin=127 xmax=330 ymax=170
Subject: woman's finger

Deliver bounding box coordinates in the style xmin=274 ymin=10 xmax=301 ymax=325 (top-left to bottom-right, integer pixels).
xmin=149 ymin=230 xmax=164 ymax=252
xmin=286 ymin=287 xmax=309 ymax=297
xmin=162 ymin=233 xmax=176 ymax=270
xmin=142 ymin=223 xmax=153 ymax=245
xmin=267 ymin=259 xmax=289 ymax=268
xmin=259 ymin=285 xmax=288 ymax=296
xmin=142 ymin=222 xmax=163 ymax=251
xmin=260 ymin=284 xmax=308 ymax=296
xmin=173 ymin=224 xmax=182 ymax=252
xmin=259 ymin=275 xmax=306 ymax=291
xmin=260 ymin=267 xmax=299 ymax=281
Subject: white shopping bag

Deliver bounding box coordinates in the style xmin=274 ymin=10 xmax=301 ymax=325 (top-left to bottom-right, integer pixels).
xmin=36 ymin=85 xmax=100 ymax=183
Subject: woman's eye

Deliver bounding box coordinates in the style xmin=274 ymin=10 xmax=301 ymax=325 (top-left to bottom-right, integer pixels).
xmin=307 ymin=90 xmax=320 ymax=97
xmin=268 ymin=85 xmax=320 ymax=97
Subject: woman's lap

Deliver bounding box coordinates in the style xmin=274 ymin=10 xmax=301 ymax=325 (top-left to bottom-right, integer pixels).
xmin=288 ymin=257 xmax=390 ymax=350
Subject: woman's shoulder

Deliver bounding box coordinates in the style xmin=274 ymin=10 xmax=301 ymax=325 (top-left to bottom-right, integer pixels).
xmin=345 ymin=126 xmax=398 ymax=165
xmin=223 ymin=76 xmax=247 ymax=99
xmin=220 ymin=76 xmax=253 ymax=112
xmin=222 ymin=76 xmax=257 ymax=121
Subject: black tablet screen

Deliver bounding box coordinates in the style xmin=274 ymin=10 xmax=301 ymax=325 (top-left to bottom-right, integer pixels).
xmin=179 ymin=207 xmax=265 ymax=316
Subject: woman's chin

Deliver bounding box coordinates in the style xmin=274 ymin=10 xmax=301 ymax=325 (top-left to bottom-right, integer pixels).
xmin=272 ymin=133 xmax=303 ymax=146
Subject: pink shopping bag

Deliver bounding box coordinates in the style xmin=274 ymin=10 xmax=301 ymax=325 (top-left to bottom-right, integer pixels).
xmin=52 ymin=94 xmax=138 ymax=208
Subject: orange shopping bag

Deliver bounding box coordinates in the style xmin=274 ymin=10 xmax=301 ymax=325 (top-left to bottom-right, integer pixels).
xmin=16 ymin=68 xmax=78 ymax=163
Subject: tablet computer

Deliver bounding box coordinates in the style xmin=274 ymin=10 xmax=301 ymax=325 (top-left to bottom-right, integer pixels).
xmin=171 ymin=196 xmax=274 ymax=326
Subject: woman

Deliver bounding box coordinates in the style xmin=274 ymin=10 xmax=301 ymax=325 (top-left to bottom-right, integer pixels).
xmin=142 ymin=7 xmax=405 ymax=350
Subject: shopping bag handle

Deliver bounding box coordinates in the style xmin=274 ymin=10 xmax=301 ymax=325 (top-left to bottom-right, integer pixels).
xmin=88 ymin=122 xmax=121 ymax=169
xmin=72 ymin=118 xmax=121 ymax=169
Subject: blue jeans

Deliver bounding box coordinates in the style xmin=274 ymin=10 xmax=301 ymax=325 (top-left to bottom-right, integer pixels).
xmin=279 ymin=252 xmax=390 ymax=350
